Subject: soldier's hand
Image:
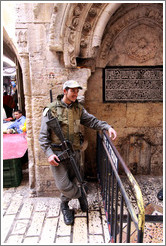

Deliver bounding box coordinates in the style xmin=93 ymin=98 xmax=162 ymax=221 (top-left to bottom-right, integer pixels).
xmin=48 ymin=154 xmax=60 ymax=166
xmin=108 ymin=127 xmax=117 ymax=140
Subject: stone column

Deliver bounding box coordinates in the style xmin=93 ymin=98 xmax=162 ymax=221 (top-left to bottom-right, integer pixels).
xmin=16 ymin=26 xmax=36 ymax=196
xmin=19 ymin=52 xmax=36 ymax=196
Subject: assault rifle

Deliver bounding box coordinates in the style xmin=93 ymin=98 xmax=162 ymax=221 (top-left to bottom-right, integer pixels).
xmin=46 ymin=117 xmax=87 ymax=199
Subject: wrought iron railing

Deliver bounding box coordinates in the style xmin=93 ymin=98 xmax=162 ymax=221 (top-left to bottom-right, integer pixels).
xmin=97 ymin=130 xmax=145 ymax=243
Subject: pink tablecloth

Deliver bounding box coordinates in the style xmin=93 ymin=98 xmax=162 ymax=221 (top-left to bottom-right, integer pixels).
xmin=3 ymin=134 xmax=28 ymax=160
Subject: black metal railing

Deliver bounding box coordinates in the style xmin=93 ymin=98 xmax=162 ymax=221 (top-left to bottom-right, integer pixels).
xmin=97 ymin=131 xmax=145 ymax=243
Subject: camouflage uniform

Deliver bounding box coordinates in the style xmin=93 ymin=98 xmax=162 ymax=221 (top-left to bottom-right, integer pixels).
xmin=39 ymin=94 xmax=111 ymax=202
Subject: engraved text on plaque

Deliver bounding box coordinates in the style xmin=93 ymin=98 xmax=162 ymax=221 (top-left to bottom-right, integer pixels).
xmin=103 ymin=66 xmax=163 ymax=102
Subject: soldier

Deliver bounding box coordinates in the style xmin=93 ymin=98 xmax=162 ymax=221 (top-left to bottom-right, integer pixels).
xmin=39 ymin=80 xmax=117 ymax=225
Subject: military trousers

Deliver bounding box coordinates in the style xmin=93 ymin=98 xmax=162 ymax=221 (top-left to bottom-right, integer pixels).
xmin=50 ymin=150 xmax=82 ymax=203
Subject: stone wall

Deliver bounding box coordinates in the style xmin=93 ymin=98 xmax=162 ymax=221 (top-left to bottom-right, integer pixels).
xmin=15 ymin=3 xmax=92 ymax=196
xmin=82 ymin=3 xmax=163 ymax=177
xmin=14 ymin=3 xmax=163 ymax=196
xmin=84 ymin=69 xmax=163 ymax=177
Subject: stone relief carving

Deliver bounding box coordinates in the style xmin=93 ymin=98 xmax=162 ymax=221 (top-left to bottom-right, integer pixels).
xmin=97 ymin=4 xmax=162 ymax=67
xmin=50 ymin=3 xmax=162 ymax=69
xmin=67 ymin=30 xmax=77 ymax=67
xmin=16 ymin=30 xmax=28 ymax=53
xmin=80 ymin=39 xmax=87 ymax=49
xmin=88 ymin=8 xmax=97 ymax=18
xmin=71 ymin=17 xmax=79 ymax=30
xmin=17 ymin=31 xmax=27 ymax=47
xmin=49 ymin=3 xmax=66 ymax=52
xmin=125 ymin=24 xmax=159 ymax=63
xmin=33 ymin=3 xmax=41 ymax=19
xmin=83 ymin=22 xmax=91 ymax=32
xmin=80 ymin=3 xmax=107 ymax=55
xmin=50 ymin=3 xmax=108 ymax=67
xmin=64 ymin=3 xmax=107 ymax=68
xmin=93 ymin=3 xmax=103 ymax=8
xmin=73 ymin=5 xmax=82 ymax=16
xmin=63 ymin=4 xmax=85 ymax=67
xmin=49 ymin=5 xmax=58 ymax=41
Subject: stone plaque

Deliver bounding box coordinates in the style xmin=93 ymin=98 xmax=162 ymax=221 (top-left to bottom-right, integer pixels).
xmin=103 ymin=66 xmax=163 ymax=102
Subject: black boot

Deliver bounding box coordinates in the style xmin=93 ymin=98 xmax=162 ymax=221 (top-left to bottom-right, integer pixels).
xmin=157 ymin=188 xmax=163 ymax=201
xmin=78 ymin=188 xmax=88 ymax=212
xmin=61 ymin=202 xmax=74 ymax=225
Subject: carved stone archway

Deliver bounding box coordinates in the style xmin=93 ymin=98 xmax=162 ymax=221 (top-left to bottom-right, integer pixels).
xmin=96 ymin=3 xmax=163 ymax=67
xmin=49 ymin=3 xmax=122 ymax=68
xmin=49 ymin=3 xmax=162 ymax=71
xmin=3 ymin=27 xmax=25 ymax=114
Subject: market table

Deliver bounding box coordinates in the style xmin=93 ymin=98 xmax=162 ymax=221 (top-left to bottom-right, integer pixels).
xmin=3 ymin=133 xmax=28 ymax=187
xmin=3 ymin=133 xmax=27 ymax=160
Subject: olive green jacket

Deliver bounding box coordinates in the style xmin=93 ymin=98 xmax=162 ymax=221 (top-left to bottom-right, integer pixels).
xmin=39 ymin=95 xmax=111 ymax=157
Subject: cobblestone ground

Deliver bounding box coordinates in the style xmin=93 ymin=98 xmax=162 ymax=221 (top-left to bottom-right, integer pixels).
xmin=2 ymin=172 xmax=110 ymax=244
xmin=2 ymin=172 xmax=163 ymax=244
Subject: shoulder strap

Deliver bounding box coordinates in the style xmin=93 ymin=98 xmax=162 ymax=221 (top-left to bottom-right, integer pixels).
xmin=46 ymin=100 xmax=64 ymax=119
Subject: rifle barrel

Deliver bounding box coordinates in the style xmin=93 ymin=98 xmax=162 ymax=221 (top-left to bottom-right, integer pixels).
xmin=50 ymin=89 xmax=53 ymax=103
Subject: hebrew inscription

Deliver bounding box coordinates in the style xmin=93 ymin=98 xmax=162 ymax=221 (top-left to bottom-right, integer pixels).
xmin=103 ymin=67 xmax=163 ymax=102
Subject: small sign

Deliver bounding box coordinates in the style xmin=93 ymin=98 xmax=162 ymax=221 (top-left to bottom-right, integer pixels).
xmin=103 ymin=134 xmax=118 ymax=169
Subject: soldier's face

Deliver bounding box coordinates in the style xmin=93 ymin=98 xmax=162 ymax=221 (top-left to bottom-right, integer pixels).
xmin=64 ymin=88 xmax=79 ymax=103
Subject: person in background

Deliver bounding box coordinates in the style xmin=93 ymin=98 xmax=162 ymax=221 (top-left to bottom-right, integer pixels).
xmin=6 ymin=110 xmax=26 ymax=134
xmin=3 ymin=92 xmax=15 ymax=118
xmin=11 ymin=81 xmax=18 ymax=110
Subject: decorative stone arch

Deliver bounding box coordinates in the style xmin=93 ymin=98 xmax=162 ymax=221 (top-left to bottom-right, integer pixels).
xmin=96 ymin=3 xmax=163 ymax=67
xmin=49 ymin=3 xmax=162 ymax=70
xmin=49 ymin=3 xmax=122 ymax=68
xmin=3 ymin=27 xmax=21 ymax=66
xmin=3 ymin=27 xmax=25 ymax=114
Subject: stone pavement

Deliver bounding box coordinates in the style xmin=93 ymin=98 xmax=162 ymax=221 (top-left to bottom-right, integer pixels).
xmin=2 ymin=171 xmax=163 ymax=244
xmin=2 ymin=172 xmax=110 ymax=244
